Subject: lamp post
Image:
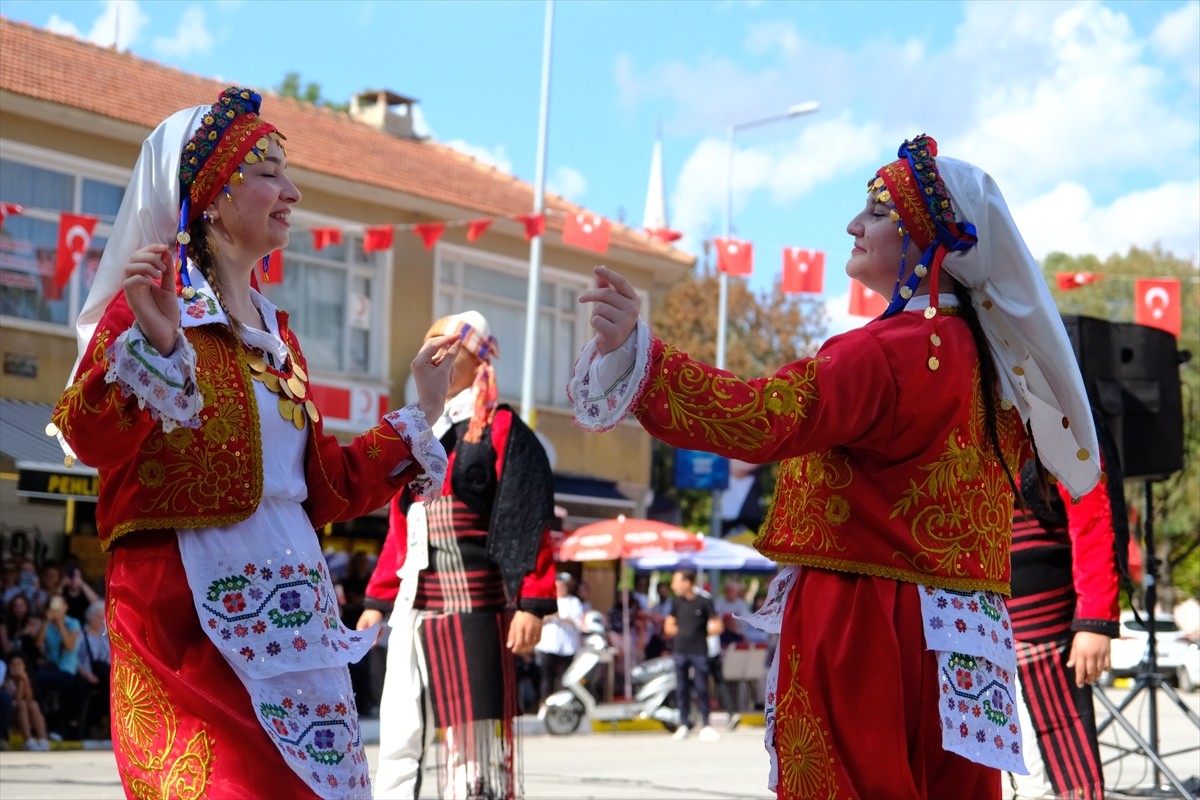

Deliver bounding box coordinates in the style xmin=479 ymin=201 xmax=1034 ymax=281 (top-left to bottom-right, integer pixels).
xmin=711 ymin=101 xmax=819 ymax=542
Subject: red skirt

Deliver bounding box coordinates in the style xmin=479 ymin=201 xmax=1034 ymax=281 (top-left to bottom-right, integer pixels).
xmin=105 ymin=532 xmax=317 ymax=799
xmin=772 ymin=568 xmax=1001 ymax=800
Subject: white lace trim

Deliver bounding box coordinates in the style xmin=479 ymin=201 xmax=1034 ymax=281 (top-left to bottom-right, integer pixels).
xmin=384 ymin=404 xmax=447 ymax=501
xmin=567 ymin=320 xmax=652 ymax=432
xmin=104 ymin=325 xmax=202 ymax=432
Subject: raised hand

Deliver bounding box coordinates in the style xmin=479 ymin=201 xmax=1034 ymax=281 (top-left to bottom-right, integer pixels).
xmin=412 ymin=333 xmax=461 ymax=425
xmin=122 ymin=244 xmax=180 ymax=355
xmin=578 ymin=265 xmax=641 ymax=356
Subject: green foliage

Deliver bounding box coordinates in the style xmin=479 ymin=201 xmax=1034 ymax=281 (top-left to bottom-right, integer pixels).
xmin=276 ymin=72 xmax=349 ymax=113
xmin=1045 ymin=246 xmax=1200 ymax=603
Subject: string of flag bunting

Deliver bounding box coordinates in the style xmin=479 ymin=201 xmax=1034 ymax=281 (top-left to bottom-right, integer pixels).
xmin=0 ymin=201 xmax=1186 ymax=334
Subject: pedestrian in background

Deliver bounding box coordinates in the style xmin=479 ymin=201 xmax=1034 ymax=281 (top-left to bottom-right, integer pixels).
xmin=665 ymin=568 xmax=723 ymax=742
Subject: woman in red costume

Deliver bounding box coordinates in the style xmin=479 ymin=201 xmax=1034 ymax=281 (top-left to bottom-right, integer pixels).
xmin=569 ymin=136 xmax=1101 ymax=799
xmin=51 ymin=87 xmax=459 ymax=799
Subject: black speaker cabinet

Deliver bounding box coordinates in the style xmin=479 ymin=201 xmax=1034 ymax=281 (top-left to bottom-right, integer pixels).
xmin=1060 ymin=315 xmax=1183 ymax=480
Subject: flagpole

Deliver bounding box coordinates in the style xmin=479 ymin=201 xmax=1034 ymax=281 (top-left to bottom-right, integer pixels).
xmin=520 ymin=0 xmax=554 ymax=428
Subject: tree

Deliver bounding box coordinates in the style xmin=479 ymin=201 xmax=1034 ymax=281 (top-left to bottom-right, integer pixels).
xmin=1045 ymin=246 xmax=1200 ymax=606
xmin=276 ymin=72 xmax=349 ymax=113
xmin=647 ymin=248 xmax=829 ymax=534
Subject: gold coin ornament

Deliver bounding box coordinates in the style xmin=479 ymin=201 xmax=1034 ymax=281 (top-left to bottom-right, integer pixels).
xmin=247 ymin=346 xmax=313 ymax=428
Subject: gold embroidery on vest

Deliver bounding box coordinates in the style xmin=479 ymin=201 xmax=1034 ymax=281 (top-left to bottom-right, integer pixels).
xmin=891 ymin=369 xmax=1017 ymax=583
xmin=109 ymin=604 xmax=213 ymax=798
xmin=649 ymin=345 xmax=823 ymax=452
xmin=760 ymin=453 xmax=851 ymax=554
xmin=774 ymin=646 xmax=839 ymax=799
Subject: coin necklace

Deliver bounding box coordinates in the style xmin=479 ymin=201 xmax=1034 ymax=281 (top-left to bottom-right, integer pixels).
xmin=245 ymin=348 xmax=320 ymax=430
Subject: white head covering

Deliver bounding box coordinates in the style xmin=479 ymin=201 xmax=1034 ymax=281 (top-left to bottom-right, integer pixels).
xmin=936 ymin=157 xmax=1100 ymax=498
xmin=71 ymin=105 xmax=209 ymax=375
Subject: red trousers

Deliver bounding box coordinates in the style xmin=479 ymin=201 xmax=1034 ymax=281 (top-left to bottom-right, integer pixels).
xmin=772 ymin=569 xmax=1001 ymax=800
xmin=105 ymin=532 xmax=316 ymax=799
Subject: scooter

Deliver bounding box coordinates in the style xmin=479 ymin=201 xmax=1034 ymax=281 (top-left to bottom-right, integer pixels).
xmin=539 ymin=610 xmax=679 ymax=735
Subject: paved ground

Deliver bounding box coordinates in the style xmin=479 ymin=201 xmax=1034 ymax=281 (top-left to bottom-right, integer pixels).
xmin=0 ymin=687 xmax=1196 ymax=799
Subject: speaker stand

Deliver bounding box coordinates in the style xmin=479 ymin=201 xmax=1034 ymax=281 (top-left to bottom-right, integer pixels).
xmin=1093 ymin=480 xmax=1200 ymax=799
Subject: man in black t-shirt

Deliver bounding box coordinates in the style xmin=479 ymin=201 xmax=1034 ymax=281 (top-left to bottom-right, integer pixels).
xmin=664 ymin=568 xmax=723 ymax=741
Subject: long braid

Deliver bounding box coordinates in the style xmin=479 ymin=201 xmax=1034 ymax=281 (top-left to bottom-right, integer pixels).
xmin=187 ymin=216 xmax=246 ymax=334
xmin=953 ymin=280 xmax=1020 ymax=497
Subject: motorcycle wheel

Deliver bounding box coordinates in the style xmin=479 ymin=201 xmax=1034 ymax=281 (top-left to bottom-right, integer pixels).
xmin=543 ymin=698 xmax=585 ymax=736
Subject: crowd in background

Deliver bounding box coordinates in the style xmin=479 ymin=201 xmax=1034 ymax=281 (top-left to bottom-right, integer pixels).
xmin=0 ymin=555 xmax=109 ymax=751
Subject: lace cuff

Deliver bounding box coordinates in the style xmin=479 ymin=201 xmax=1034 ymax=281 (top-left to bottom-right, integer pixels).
xmin=105 ymin=325 xmax=202 ymax=432
xmin=567 ymin=319 xmax=652 ymax=432
xmin=384 ymin=404 xmax=447 ymax=501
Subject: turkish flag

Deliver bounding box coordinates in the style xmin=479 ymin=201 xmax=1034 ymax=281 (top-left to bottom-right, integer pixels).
xmin=782 ymin=248 xmax=825 ymax=294
xmin=1134 ymin=278 xmax=1182 ymax=337
xmin=267 ymin=249 xmax=284 ymax=283
xmin=848 ymin=279 xmax=888 ymax=318
xmin=1056 ymin=272 xmax=1101 ymax=291
xmin=311 ymin=227 xmax=342 ymax=250
xmin=516 ymin=212 xmax=545 ymax=240
xmin=714 ymin=237 xmax=753 ymax=276
xmin=563 ymin=213 xmax=611 ymax=254
xmin=466 ymin=218 xmax=493 ymax=242
xmin=363 ymin=225 xmax=395 ymax=253
xmin=411 ymin=223 xmax=445 ymax=251
xmin=646 ymin=227 xmax=683 ymax=243
xmin=0 ymin=202 xmax=25 ymax=230
xmin=54 ymin=213 xmax=99 ymax=289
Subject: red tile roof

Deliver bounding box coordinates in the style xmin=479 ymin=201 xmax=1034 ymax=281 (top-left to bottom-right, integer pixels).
xmin=0 ymin=17 xmax=692 ymax=264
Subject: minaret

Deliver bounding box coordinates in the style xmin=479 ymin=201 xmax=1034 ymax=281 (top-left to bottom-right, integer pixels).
xmin=642 ymin=124 xmax=668 ymax=233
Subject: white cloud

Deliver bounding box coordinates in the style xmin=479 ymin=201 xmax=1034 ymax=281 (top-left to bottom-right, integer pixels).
xmin=547 ymin=166 xmax=587 ymax=202
xmin=1014 ymin=180 xmax=1200 ymax=263
xmin=1152 ymin=1 xmax=1200 ymax=88
xmin=151 ymin=6 xmax=213 ymax=59
xmin=46 ymin=0 xmax=148 ymax=50
xmin=618 ymin=0 xmax=1199 ymax=266
xmin=443 ymin=140 xmax=513 ymax=176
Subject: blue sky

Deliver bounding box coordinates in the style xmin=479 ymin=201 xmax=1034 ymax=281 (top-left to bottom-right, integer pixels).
xmin=5 ymin=0 xmax=1198 ymax=333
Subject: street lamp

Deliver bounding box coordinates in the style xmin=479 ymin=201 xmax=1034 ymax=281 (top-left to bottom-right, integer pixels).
xmin=711 ymin=101 xmax=819 ymax=542
xmin=716 ymin=101 xmax=820 ymax=371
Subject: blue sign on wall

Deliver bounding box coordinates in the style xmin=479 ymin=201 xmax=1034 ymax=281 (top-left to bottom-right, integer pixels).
xmin=674 ymin=449 xmax=729 ymax=491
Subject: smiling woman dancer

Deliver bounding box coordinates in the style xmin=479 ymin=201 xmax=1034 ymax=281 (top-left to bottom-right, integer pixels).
xmin=567 ymin=135 xmax=1101 ymax=799
xmin=52 ymin=87 xmax=458 ymax=799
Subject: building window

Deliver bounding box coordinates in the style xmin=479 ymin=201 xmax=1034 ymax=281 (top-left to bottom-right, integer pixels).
xmin=435 ymin=244 xmax=591 ymax=408
xmin=266 ymin=229 xmax=385 ymax=378
xmin=0 ymin=153 xmax=124 ymax=328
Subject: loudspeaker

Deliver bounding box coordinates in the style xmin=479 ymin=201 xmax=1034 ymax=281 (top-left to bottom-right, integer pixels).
xmin=1060 ymin=315 xmax=1184 ymax=480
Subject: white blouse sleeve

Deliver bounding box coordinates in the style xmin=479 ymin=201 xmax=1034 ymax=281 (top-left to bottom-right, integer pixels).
xmin=383 ymin=404 xmax=447 ymax=501
xmin=105 ymin=325 xmax=203 ymax=432
xmin=567 ymin=319 xmax=652 ymax=432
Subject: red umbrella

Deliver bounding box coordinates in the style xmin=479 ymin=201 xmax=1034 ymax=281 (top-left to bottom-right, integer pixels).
xmin=558 ymin=515 xmax=703 ymax=698
xmin=558 ymin=516 xmax=703 ymax=561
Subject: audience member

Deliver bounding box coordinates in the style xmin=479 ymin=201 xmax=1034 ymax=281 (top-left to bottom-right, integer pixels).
xmin=1 ymin=594 xmax=42 ymax=666
xmin=3 ymin=653 xmax=48 ymax=751
xmin=34 ymin=595 xmax=82 ymax=739
xmin=58 ymin=562 xmax=100 ymax=626
xmin=536 ymin=572 xmax=585 ymax=702
xmin=3 ymin=559 xmax=46 ymax=612
xmin=76 ymin=600 xmax=111 ymax=739
xmin=714 ymin=578 xmax=752 ymax=646
xmin=338 ymin=551 xmax=377 ymax=716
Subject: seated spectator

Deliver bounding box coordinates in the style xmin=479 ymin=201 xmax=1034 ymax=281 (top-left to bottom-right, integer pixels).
xmin=76 ymin=600 xmax=110 ymax=739
xmin=2 ymin=559 xmax=46 ymax=613
xmin=1 ymin=594 xmax=43 ymax=667
xmin=34 ymin=595 xmax=83 ymax=740
xmin=3 ymin=653 xmax=48 ymax=751
xmin=0 ymin=560 xmax=19 ymax=607
xmin=714 ymin=578 xmax=752 ymax=646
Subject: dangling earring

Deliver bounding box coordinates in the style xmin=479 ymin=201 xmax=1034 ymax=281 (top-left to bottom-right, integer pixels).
xmin=261 ymin=254 xmax=271 ymax=284
xmin=202 ymin=210 xmax=211 ymax=223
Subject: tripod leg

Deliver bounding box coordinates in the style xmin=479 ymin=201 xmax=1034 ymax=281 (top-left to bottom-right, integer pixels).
xmin=1091 ymin=685 xmax=1194 ymax=799
xmin=1155 ymin=680 xmax=1200 ymax=729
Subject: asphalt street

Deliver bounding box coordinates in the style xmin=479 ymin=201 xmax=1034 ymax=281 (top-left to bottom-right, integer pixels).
xmin=0 ymin=688 xmax=1196 ymax=799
